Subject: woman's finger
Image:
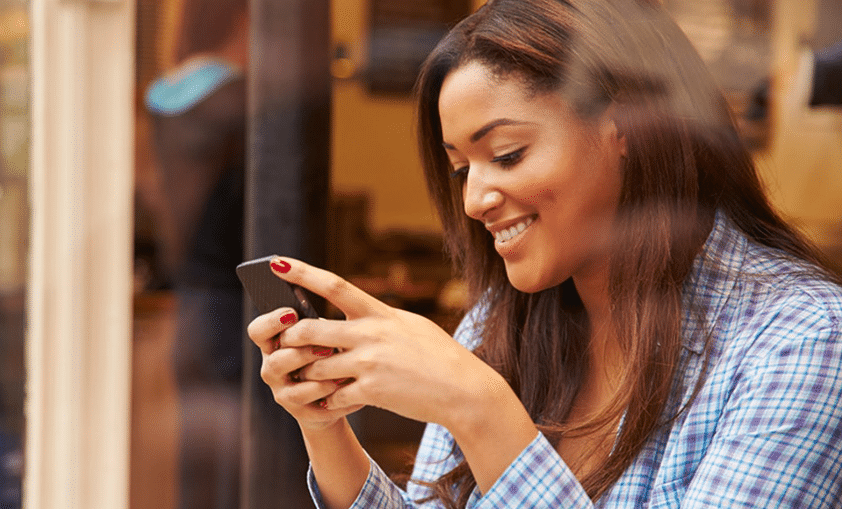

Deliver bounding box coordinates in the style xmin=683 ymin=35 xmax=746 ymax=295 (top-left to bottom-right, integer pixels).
xmin=260 ymin=345 xmax=310 ymax=385
xmin=269 ymin=257 xmax=387 ymax=319
xmin=261 ymin=354 xmax=362 ymax=418
xmin=260 ymin=344 xmax=338 ymax=384
xmin=296 ymin=349 xmax=357 ymax=383
xmin=294 ymin=402 xmax=366 ymax=430
xmin=278 ymin=315 xmax=383 ymax=351
xmin=247 ymin=307 xmax=299 ymax=354
xmin=321 ymin=384 xmax=366 ymax=413
xmin=276 ymin=379 xmax=337 ymax=407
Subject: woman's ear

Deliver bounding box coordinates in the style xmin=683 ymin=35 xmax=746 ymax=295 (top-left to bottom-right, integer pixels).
xmin=600 ymin=104 xmax=628 ymax=158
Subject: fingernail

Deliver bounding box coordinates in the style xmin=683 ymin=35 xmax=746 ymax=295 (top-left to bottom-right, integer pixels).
xmin=311 ymin=346 xmax=333 ymax=357
xmin=280 ymin=312 xmax=297 ymax=325
xmin=270 ymin=260 xmax=291 ymax=273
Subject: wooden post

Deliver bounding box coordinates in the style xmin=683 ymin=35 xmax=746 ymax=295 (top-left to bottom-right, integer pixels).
xmin=27 ymin=1 xmax=135 ymax=507
xmin=242 ymin=0 xmax=331 ymax=507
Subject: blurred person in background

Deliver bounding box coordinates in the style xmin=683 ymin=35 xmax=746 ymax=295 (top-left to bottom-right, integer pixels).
xmin=144 ymin=0 xmax=248 ymax=507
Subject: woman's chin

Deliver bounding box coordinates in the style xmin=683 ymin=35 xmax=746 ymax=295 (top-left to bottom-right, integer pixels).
xmin=505 ymin=270 xmax=551 ymax=294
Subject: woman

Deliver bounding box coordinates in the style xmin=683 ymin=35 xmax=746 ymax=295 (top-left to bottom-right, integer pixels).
xmin=247 ymin=0 xmax=842 ymax=507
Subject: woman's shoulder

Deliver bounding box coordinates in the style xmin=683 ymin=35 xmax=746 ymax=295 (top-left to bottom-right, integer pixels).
xmin=688 ymin=215 xmax=842 ymax=361
xmin=739 ymin=237 xmax=842 ymax=328
xmin=701 ymin=213 xmax=842 ymax=327
xmin=706 ymin=238 xmax=842 ymax=380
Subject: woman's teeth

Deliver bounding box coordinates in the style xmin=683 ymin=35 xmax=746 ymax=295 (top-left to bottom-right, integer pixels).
xmin=494 ymin=217 xmax=534 ymax=243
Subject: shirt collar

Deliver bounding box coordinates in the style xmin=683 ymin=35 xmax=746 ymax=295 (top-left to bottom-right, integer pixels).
xmin=681 ymin=211 xmax=748 ymax=354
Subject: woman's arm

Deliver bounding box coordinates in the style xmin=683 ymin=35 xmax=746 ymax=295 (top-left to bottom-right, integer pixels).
xmin=301 ymin=419 xmax=371 ymax=509
xmin=437 ymin=370 xmax=540 ymax=494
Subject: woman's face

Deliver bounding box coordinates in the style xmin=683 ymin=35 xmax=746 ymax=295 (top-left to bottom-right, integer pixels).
xmin=438 ymin=61 xmax=626 ymax=293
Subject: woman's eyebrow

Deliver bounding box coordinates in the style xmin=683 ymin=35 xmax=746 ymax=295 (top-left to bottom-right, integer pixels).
xmin=442 ymin=118 xmax=532 ymax=150
xmin=470 ymin=118 xmax=526 ymax=143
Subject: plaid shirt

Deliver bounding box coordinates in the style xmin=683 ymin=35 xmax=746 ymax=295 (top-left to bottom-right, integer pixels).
xmin=309 ymin=213 xmax=842 ymax=507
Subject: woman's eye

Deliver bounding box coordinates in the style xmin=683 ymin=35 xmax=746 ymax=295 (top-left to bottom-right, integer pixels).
xmin=491 ymin=147 xmax=526 ymax=168
xmin=449 ymin=165 xmax=469 ymax=179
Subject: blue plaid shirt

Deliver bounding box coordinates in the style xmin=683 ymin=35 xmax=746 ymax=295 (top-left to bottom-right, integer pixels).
xmin=309 ymin=213 xmax=842 ymax=507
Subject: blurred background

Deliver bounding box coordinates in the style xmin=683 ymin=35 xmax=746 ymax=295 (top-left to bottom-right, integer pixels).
xmin=2 ymin=0 xmax=841 ymax=507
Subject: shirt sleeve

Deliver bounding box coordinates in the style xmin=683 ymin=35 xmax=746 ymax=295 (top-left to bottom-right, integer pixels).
xmin=681 ymin=317 xmax=842 ymax=507
xmin=307 ymin=456 xmax=410 ymax=509
xmin=304 ymin=407 xmax=467 ymax=508
xmin=411 ymin=425 xmax=595 ymax=508
xmin=468 ymin=432 xmax=593 ymax=508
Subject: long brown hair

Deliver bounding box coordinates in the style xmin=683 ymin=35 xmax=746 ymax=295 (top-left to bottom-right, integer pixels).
xmin=414 ymin=0 xmax=835 ymax=505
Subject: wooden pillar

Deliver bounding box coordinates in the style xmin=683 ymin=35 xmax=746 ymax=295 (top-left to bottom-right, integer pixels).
xmin=242 ymin=0 xmax=331 ymax=507
xmin=27 ymin=1 xmax=135 ymax=508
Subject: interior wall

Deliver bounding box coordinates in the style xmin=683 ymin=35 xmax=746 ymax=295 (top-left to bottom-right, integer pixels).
xmin=330 ymin=0 xmax=485 ymax=234
xmin=759 ymin=0 xmax=842 ymax=251
xmin=330 ymin=0 xmax=434 ymax=233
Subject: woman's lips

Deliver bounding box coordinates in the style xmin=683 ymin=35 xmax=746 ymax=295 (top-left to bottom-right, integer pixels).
xmin=492 ymin=215 xmax=535 ymax=244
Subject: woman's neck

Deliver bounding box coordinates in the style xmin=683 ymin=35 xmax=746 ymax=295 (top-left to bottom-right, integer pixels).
xmin=572 ymin=262 xmax=612 ymax=335
xmin=572 ymin=264 xmax=626 ymax=416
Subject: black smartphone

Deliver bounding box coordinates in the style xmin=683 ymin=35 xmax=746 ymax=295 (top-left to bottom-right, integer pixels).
xmin=236 ymin=255 xmax=319 ymax=318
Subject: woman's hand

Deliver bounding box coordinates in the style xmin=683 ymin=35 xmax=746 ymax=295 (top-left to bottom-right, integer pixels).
xmin=252 ymin=256 xmax=539 ymax=495
xmin=247 ymin=306 xmax=364 ymax=431
xmin=255 ymin=256 xmax=503 ymax=430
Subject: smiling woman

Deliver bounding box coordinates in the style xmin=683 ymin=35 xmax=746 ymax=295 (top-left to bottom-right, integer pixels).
xmin=438 ymin=61 xmax=625 ymax=294
xmin=247 ymin=0 xmax=842 ymax=508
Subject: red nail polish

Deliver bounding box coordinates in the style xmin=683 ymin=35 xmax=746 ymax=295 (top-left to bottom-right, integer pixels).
xmin=280 ymin=312 xmax=297 ymax=325
xmin=317 ymin=399 xmax=328 ymax=410
xmin=334 ymin=377 xmax=353 ymax=386
xmin=311 ymin=346 xmax=333 ymax=357
xmin=270 ymin=260 xmax=291 ymax=273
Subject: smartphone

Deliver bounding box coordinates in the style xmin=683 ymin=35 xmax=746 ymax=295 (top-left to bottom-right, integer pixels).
xmin=236 ymin=255 xmax=319 ymax=318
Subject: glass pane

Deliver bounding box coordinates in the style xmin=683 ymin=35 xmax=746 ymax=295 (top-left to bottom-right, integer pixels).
xmin=133 ymin=1 xmax=248 ymax=508
xmin=0 ymin=1 xmax=28 ymax=508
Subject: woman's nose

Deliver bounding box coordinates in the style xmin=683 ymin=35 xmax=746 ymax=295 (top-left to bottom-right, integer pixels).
xmin=462 ymin=168 xmax=504 ymax=220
